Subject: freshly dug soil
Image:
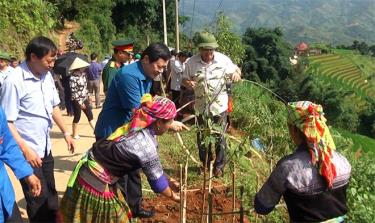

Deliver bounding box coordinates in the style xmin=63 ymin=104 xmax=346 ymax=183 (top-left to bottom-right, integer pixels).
xmin=141 ymin=183 xmax=248 ymax=223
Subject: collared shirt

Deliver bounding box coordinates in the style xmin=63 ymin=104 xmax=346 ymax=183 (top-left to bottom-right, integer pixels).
xmin=0 ymin=107 xmax=33 ymax=222
xmin=86 ymin=61 xmax=102 ymax=80
xmin=170 ymin=59 xmax=185 ymax=91
xmin=94 ymin=61 xmax=153 ymax=138
xmin=0 ymin=66 xmax=14 ymax=88
xmin=0 ymin=62 xmax=60 ymax=158
xmin=102 ymin=57 xmax=122 ymax=93
xmin=183 ymin=51 xmax=237 ymax=116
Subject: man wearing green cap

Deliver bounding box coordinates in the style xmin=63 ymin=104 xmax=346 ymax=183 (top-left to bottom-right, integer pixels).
xmin=102 ymin=39 xmax=134 ymax=94
xmin=0 ymin=52 xmax=14 ymax=89
xmin=182 ymin=31 xmax=241 ymax=177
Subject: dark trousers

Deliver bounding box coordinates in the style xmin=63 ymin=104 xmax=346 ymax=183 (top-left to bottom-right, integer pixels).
xmin=5 ymin=202 xmax=23 ymax=223
xmin=87 ymin=79 xmax=101 ymax=107
xmin=117 ymin=170 xmax=143 ymax=214
xmin=170 ymin=90 xmax=180 ymax=108
xmin=61 ymin=76 xmax=73 ymax=115
xmin=197 ymin=111 xmax=228 ymax=170
xmin=20 ymin=153 xmax=58 ymax=223
xmin=72 ymin=99 xmax=94 ymax=123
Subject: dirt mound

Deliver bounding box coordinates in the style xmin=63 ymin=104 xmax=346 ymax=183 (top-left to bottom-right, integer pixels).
xmin=55 ymin=20 xmax=80 ymax=52
xmin=142 ymin=183 xmax=248 ymax=223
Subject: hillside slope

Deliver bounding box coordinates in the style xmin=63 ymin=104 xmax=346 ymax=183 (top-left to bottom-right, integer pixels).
xmin=181 ymin=0 xmax=375 ymax=44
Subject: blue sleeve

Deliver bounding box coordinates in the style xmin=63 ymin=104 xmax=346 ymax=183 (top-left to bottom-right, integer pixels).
xmin=113 ymin=70 xmax=142 ymax=110
xmin=148 ymin=174 xmax=169 ymax=193
xmin=0 ymin=108 xmax=33 ymax=179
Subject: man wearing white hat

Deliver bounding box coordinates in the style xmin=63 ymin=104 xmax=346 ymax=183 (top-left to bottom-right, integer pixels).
xmin=0 ymin=36 xmax=75 ymax=222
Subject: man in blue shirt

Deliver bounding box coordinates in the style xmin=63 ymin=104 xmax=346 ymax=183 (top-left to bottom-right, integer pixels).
xmin=95 ymin=43 xmax=186 ymax=218
xmin=86 ymin=52 xmax=102 ymax=108
xmin=0 ymin=106 xmax=41 ymax=223
xmin=0 ymin=36 xmax=75 ymax=222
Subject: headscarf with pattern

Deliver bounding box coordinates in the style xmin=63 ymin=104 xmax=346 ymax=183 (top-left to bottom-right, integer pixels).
xmin=288 ymin=101 xmax=337 ymax=188
xmin=108 ymin=94 xmax=176 ymax=141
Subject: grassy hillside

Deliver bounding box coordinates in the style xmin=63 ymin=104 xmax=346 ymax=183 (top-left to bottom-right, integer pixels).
xmin=307 ymin=51 xmax=375 ymax=104
xmin=339 ymin=129 xmax=375 ymax=153
xmin=145 ymin=82 xmax=375 ymax=222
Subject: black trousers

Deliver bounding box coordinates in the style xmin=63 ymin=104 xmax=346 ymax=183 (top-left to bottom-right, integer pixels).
xmin=5 ymin=202 xmax=23 ymax=223
xmin=20 ymin=153 xmax=58 ymax=223
xmin=117 ymin=170 xmax=143 ymax=214
xmin=72 ymin=99 xmax=93 ymax=123
xmin=170 ymin=90 xmax=181 ymax=108
xmin=197 ymin=111 xmax=228 ymax=171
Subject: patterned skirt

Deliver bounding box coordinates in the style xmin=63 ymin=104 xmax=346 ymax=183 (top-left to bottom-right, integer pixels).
xmin=58 ymin=154 xmax=132 ymax=223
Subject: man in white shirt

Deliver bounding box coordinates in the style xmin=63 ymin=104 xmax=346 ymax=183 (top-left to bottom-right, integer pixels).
xmin=170 ymin=51 xmax=188 ymax=108
xmin=183 ymin=31 xmax=241 ymax=177
xmin=0 ymin=52 xmax=14 ymax=88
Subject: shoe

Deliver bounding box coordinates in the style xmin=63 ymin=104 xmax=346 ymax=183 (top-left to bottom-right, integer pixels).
xmin=73 ymin=135 xmax=80 ymax=140
xmin=133 ymin=208 xmax=155 ymax=218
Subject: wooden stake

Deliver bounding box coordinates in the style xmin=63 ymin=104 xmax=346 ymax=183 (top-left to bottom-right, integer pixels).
xmin=179 ymin=164 xmax=183 ymax=223
xmin=232 ymin=167 xmax=236 ymax=223
xmin=207 ymin=161 xmax=213 ymax=223
xmin=200 ymin=149 xmax=209 ymax=223
xmin=183 ymin=157 xmax=188 ymax=223
xmin=240 ymin=186 xmax=244 ymax=223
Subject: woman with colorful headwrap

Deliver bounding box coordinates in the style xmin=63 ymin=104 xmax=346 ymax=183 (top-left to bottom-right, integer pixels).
xmin=58 ymin=94 xmax=180 ymax=223
xmin=254 ymin=101 xmax=351 ymax=223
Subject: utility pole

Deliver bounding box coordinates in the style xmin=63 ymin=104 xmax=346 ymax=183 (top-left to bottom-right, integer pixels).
xmin=163 ymin=0 xmax=168 ymax=46
xmin=175 ymin=0 xmax=180 ymax=52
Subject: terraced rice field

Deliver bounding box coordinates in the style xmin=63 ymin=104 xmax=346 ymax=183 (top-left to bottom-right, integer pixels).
xmin=307 ymin=53 xmax=375 ymax=103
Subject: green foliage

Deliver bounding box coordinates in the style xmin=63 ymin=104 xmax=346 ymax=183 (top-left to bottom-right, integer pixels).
xmin=345 ymin=151 xmax=375 ymax=222
xmin=213 ymin=12 xmax=245 ymax=65
xmin=0 ymin=0 xmax=57 ymax=57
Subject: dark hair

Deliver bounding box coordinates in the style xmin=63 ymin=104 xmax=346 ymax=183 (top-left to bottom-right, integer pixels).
xmin=170 ymin=49 xmax=177 ymax=56
xmin=141 ymin=43 xmax=171 ymax=63
xmin=25 ymin=36 xmax=57 ymax=61
xmin=10 ymin=57 xmax=17 ymax=63
xmin=90 ymin=53 xmax=97 ymax=61
xmin=178 ymin=51 xmax=188 ymax=58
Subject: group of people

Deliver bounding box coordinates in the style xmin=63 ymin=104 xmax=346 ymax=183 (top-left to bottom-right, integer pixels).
xmin=0 ymin=30 xmax=351 ymax=223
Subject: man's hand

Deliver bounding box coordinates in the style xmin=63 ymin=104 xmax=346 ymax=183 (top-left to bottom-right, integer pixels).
xmin=80 ymin=103 xmax=86 ymax=110
xmin=22 ymin=144 xmax=42 ymax=168
xmin=170 ymin=121 xmax=190 ymax=132
xmin=231 ymin=72 xmax=241 ymax=82
xmin=185 ymin=80 xmax=197 ymax=90
xmin=24 ymin=174 xmax=41 ymax=197
xmin=64 ymin=134 xmax=75 ymax=154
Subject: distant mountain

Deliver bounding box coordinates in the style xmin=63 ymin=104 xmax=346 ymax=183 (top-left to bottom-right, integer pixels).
xmin=180 ymin=0 xmax=375 ymax=45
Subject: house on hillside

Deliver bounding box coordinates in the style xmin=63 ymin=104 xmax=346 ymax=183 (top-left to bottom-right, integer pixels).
xmin=295 ymin=42 xmax=323 ymax=56
xmin=295 ymin=42 xmax=309 ymax=56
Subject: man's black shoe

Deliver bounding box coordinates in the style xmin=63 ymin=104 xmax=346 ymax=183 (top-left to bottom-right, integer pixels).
xmin=133 ymin=208 xmax=155 ymax=218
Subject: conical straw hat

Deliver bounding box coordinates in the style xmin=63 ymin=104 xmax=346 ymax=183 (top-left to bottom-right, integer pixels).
xmin=69 ymin=57 xmax=90 ymax=71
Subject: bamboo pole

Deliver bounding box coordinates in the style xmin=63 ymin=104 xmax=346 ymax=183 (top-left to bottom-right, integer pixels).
xmin=200 ymin=149 xmax=209 ymax=223
xmin=207 ymin=161 xmax=213 ymax=223
xmin=231 ymin=167 xmax=236 ymax=223
xmin=182 ymin=157 xmax=188 ymax=223
xmin=240 ymin=186 xmax=244 ymax=223
xmin=176 ymin=133 xmax=200 ymax=165
xmin=179 ymin=164 xmax=183 ymax=223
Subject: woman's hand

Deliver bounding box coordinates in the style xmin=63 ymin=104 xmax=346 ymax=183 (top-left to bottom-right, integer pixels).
xmin=170 ymin=191 xmax=181 ymax=202
xmin=170 ymin=121 xmax=190 ymax=132
xmin=169 ymin=177 xmax=180 ymax=192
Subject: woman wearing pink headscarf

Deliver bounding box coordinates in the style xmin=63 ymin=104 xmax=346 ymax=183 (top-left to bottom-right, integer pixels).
xmin=58 ymin=94 xmax=180 ymax=223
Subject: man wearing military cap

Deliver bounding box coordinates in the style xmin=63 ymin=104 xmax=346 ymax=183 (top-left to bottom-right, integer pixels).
xmin=102 ymin=39 xmax=134 ymax=94
xmin=0 ymin=52 xmax=14 ymax=89
xmin=183 ymin=31 xmax=241 ymax=177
